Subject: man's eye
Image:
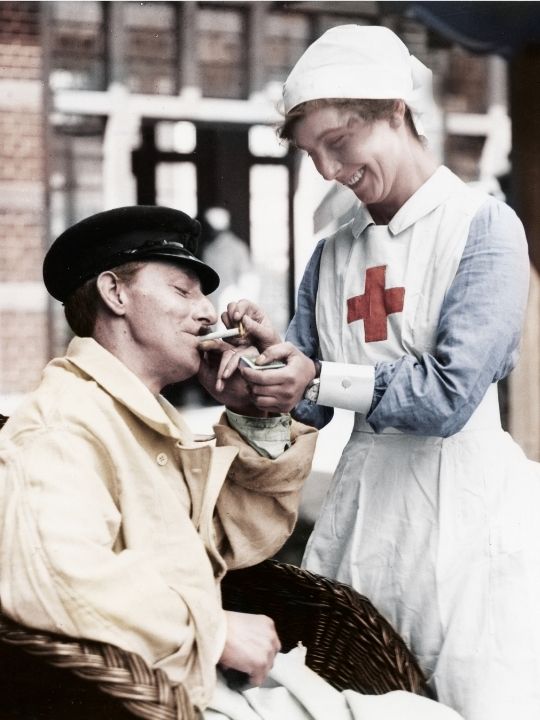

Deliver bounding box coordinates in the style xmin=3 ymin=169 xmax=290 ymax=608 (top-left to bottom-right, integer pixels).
xmin=175 ymin=287 xmax=189 ymax=297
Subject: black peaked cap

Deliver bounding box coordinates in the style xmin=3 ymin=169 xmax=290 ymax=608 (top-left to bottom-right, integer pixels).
xmin=43 ymin=205 xmax=220 ymax=302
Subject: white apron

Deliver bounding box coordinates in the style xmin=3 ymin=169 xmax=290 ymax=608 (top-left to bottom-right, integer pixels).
xmin=304 ymin=168 xmax=540 ymax=720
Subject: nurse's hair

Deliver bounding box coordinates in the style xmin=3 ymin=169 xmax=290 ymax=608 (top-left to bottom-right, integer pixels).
xmin=278 ymin=98 xmax=419 ymax=143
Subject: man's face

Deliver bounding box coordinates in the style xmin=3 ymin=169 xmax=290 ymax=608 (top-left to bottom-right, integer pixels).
xmin=120 ymin=260 xmax=217 ymax=388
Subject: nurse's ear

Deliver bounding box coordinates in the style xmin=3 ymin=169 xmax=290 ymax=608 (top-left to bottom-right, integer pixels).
xmin=389 ymin=100 xmax=407 ymax=129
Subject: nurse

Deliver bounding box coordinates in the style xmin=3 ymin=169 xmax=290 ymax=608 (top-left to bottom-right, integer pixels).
xmin=224 ymin=24 xmax=540 ymax=720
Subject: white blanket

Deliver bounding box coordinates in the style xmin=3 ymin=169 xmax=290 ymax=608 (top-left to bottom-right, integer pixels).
xmin=204 ymin=647 xmax=463 ymax=720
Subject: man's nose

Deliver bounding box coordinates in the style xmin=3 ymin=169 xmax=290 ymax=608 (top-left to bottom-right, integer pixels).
xmin=195 ymin=295 xmax=218 ymax=326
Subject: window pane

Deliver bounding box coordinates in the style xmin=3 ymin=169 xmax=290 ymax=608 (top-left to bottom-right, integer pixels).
xmin=445 ymin=135 xmax=485 ymax=182
xmin=125 ymin=1 xmax=176 ymax=95
xmin=264 ymin=12 xmax=310 ymax=86
xmin=198 ymin=8 xmax=247 ymax=99
xmin=156 ymin=163 xmax=198 ymax=217
xmin=249 ymin=125 xmax=287 ymax=158
xmin=250 ymin=165 xmax=289 ymax=336
xmin=444 ymin=47 xmax=489 ymax=114
xmin=156 ymin=121 xmax=197 ymax=154
xmin=50 ymin=1 xmax=105 ymax=91
xmin=51 ymin=121 xmax=104 ymax=229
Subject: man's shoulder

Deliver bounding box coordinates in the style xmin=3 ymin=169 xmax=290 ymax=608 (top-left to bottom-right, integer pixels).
xmin=1 ymin=362 xmax=118 ymax=448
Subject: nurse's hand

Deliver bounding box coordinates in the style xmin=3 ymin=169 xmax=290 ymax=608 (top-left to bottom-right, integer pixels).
xmin=221 ymin=300 xmax=282 ymax=352
xmin=239 ymin=342 xmax=317 ymax=413
xmin=199 ymin=300 xmax=282 ymax=395
xmin=219 ymin=611 xmax=281 ymax=687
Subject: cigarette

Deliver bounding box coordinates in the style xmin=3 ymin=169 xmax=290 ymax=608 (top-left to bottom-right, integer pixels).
xmin=198 ymin=326 xmax=242 ymax=343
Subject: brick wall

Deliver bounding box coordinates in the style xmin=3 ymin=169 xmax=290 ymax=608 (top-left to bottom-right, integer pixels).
xmin=0 ymin=2 xmax=48 ymax=401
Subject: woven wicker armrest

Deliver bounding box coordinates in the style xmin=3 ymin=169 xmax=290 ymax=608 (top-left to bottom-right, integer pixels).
xmin=221 ymin=559 xmax=428 ymax=697
xmin=0 ymin=612 xmax=200 ymax=720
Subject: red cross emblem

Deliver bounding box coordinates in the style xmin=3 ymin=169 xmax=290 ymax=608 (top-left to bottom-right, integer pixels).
xmin=347 ymin=265 xmax=405 ymax=342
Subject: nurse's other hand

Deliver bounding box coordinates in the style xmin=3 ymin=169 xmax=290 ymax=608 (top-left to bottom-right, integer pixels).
xmin=239 ymin=342 xmax=317 ymax=413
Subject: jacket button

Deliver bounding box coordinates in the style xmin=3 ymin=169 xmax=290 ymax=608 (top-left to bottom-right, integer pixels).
xmin=156 ymin=452 xmax=168 ymax=466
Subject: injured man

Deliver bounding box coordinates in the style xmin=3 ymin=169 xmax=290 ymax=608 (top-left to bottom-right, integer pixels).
xmin=0 ymin=206 xmax=461 ymax=720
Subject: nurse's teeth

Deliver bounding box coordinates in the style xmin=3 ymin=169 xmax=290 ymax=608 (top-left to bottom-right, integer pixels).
xmin=346 ymin=168 xmax=365 ymax=186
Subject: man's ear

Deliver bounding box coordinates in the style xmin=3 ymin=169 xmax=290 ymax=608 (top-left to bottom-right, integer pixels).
xmin=96 ymin=271 xmax=128 ymax=317
xmin=389 ymin=99 xmax=406 ymax=129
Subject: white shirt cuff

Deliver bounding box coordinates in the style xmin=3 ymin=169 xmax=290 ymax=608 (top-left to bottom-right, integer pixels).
xmin=317 ymin=362 xmax=375 ymax=415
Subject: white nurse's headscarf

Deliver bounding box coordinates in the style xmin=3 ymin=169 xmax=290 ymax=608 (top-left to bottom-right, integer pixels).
xmin=282 ymin=25 xmax=433 ymax=136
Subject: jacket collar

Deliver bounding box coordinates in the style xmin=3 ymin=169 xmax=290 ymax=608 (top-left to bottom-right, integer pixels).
xmin=351 ymin=166 xmax=463 ymax=239
xmin=62 ymin=337 xmax=196 ymax=444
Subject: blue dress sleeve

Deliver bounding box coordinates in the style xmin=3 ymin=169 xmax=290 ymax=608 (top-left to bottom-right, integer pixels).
xmin=367 ymin=198 xmax=529 ymax=436
xmin=286 ymin=240 xmax=334 ymax=429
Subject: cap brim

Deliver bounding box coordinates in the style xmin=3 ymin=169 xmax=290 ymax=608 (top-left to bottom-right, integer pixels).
xmin=134 ymin=249 xmax=220 ymax=295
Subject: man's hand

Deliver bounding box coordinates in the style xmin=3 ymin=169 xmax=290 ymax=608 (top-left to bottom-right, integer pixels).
xmin=219 ymin=611 xmax=281 ymax=687
xmin=197 ymin=344 xmax=266 ymax=415
xmin=239 ymin=342 xmax=317 ymax=413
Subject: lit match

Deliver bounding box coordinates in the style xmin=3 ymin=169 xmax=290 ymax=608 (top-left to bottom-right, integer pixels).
xmin=198 ymin=322 xmax=245 ymax=343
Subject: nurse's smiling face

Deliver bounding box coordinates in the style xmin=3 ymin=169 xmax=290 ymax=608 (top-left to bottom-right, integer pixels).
xmin=293 ymin=102 xmax=417 ymax=222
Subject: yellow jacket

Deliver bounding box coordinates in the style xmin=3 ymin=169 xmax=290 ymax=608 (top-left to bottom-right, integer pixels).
xmin=0 ymin=337 xmax=317 ymax=708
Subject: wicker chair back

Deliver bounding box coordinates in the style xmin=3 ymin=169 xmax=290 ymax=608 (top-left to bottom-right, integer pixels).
xmin=222 ymin=560 xmax=427 ymax=696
